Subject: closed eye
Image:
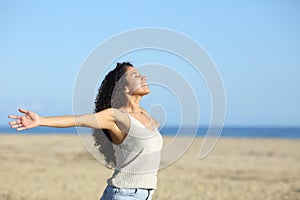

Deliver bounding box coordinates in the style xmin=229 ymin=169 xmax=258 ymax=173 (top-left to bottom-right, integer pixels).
xmin=131 ymin=72 xmax=140 ymax=77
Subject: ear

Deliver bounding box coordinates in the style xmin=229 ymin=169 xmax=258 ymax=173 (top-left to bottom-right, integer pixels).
xmin=124 ymin=86 xmax=130 ymax=94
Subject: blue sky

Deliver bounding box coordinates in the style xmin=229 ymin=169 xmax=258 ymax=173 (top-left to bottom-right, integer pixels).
xmin=1 ymin=0 xmax=299 ymax=126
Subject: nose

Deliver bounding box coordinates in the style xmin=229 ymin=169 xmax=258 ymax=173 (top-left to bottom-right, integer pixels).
xmin=141 ymin=74 xmax=147 ymax=81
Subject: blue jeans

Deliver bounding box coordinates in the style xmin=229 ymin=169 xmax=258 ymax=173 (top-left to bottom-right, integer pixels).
xmin=100 ymin=185 xmax=154 ymax=200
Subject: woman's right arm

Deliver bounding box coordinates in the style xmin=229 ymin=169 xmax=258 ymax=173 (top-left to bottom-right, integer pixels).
xmin=8 ymin=108 xmax=115 ymax=131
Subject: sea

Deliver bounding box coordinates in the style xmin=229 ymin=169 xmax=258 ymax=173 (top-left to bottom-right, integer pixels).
xmin=0 ymin=126 xmax=300 ymax=139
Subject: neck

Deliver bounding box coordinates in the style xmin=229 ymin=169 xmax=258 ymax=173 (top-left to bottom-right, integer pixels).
xmin=126 ymin=95 xmax=143 ymax=113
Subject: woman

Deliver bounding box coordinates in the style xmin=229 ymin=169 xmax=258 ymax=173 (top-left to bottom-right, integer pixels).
xmin=8 ymin=62 xmax=163 ymax=200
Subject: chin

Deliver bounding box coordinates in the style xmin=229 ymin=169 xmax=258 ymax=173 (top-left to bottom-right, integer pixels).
xmin=143 ymin=88 xmax=150 ymax=95
xmin=133 ymin=87 xmax=150 ymax=96
xmin=144 ymin=90 xmax=150 ymax=95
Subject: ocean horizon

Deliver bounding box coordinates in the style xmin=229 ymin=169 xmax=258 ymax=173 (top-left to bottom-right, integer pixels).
xmin=1 ymin=126 xmax=300 ymax=139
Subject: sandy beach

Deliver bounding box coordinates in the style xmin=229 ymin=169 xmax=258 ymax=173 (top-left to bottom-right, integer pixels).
xmin=0 ymin=134 xmax=299 ymax=200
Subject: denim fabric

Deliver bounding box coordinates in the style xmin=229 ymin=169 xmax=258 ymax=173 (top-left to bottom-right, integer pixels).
xmin=100 ymin=185 xmax=154 ymax=200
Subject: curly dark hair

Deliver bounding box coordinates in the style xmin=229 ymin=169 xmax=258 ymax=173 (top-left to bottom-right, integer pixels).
xmin=92 ymin=62 xmax=133 ymax=168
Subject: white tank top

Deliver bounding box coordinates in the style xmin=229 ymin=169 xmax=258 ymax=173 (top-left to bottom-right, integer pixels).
xmin=107 ymin=114 xmax=163 ymax=189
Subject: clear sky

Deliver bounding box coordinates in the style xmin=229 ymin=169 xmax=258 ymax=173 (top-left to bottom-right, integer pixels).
xmin=1 ymin=0 xmax=299 ymax=126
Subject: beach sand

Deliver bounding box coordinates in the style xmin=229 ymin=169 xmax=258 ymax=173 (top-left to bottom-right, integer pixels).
xmin=0 ymin=134 xmax=299 ymax=200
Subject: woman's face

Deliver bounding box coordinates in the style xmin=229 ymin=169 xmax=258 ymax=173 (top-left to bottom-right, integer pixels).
xmin=124 ymin=67 xmax=150 ymax=96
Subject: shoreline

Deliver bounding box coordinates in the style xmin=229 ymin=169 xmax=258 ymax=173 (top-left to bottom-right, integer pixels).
xmin=0 ymin=132 xmax=300 ymax=140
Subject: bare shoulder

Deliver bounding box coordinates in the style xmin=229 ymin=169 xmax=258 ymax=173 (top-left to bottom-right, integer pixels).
xmin=111 ymin=108 xmax=131 ymax=133
xmin=94 ymin=108 xmax=131 ymax=144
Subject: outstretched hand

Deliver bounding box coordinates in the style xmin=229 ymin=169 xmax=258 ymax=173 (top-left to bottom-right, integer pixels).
xmin=8 ymin=108 xmax=40 ymax=131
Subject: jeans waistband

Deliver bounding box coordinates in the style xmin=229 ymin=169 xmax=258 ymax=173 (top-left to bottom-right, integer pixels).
xmin=112 ymin=185 xmax=153 ymax=191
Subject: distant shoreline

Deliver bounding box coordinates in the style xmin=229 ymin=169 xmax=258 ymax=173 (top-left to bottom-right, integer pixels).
xmin=1 ymin=126 xmax=300 ymax=139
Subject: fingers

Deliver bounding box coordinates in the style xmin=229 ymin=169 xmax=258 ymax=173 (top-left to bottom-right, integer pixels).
xmin=8 ymin=114 xmax=24 ymax=125
xmin=10 ymin=124 xmax=20 ymax=129
xmin=8 ymin=115 xmax=21 ymax=119
xmin=9 ymin=119 xmax=22 ymax=127
xmin=9 ymin=123 xmax=26 ymax=131
xmin=17 ymin=127 xmax=26 ymax=131
xmin=9 ymin=120 xmax=19 ymax=125
xmin=8 ymin=108 xmax=30 ymax=132
xmin=8 ymin=115 xmax=24 ymax=131
xmin=8 ymin=115 xmax=22 ymax=129
xmin=19 ymin=108 xmax=29 ymax=114
xmin=9 ymin=108 xmax=32 ymax=118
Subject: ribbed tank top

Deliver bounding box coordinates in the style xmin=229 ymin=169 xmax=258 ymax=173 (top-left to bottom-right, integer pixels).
xmin=107 ymin=114 xmax=163 ymax=189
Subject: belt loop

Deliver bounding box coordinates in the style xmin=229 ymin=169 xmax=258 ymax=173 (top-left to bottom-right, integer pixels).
xmin=145 ymin=189 xmax=150 ymax=200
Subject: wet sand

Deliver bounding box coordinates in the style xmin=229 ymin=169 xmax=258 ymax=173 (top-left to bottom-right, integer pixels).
xmin=0 ymin=134 xmax=299 ymax=200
